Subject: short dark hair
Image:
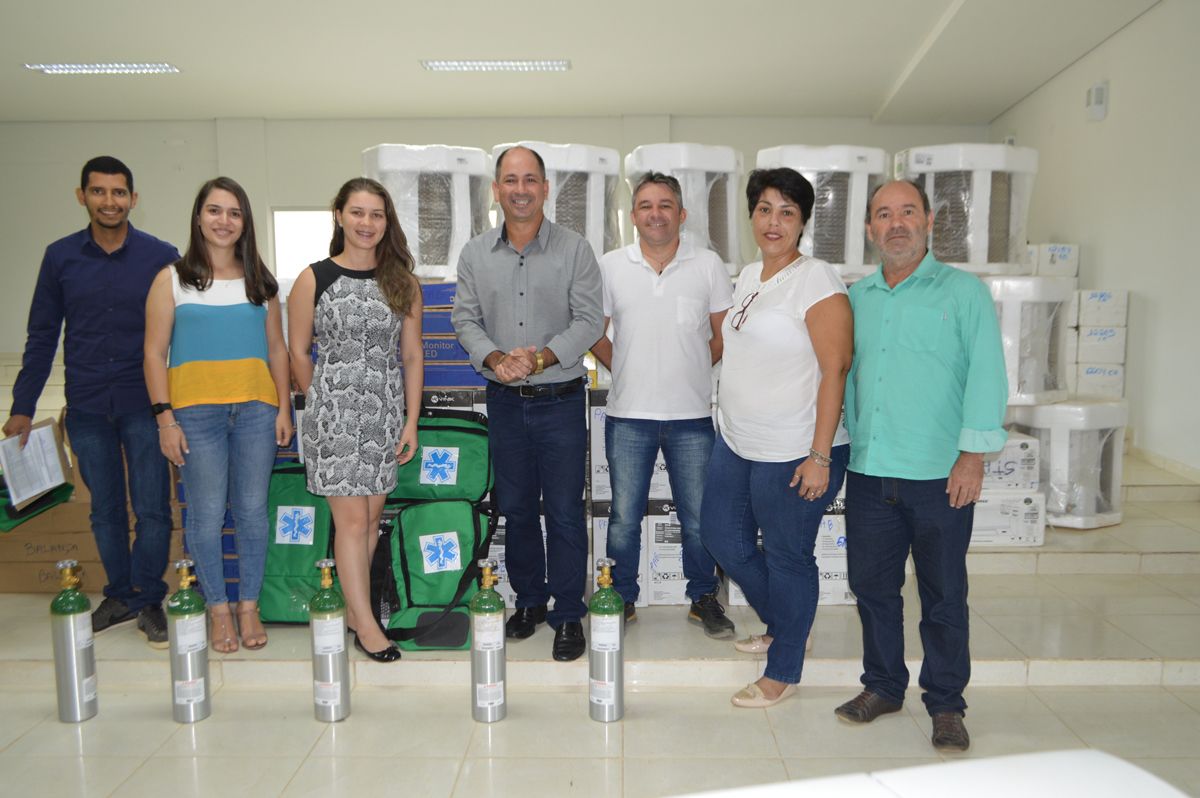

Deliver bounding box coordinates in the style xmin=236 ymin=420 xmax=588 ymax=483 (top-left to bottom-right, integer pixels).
xmin=632 ymin=171 xmax=684 ymax=209
xmin=80 ymin=156 xmax=133 ymax=192
xmin=746 ymin=168 xmax=814 ymax=225
xmin=494 ymin=146 xmax=546 ymax=180
xmin=866 ymin=179 xmax=931 ymax=221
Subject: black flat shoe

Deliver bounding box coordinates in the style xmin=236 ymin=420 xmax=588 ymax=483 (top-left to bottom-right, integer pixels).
xmin=353 ymin=632 xmax=401 ymax=662
xmin=506 ymin=605 xmax=548 ymax=639
xmin=552 ymin=621 xmax=585 ymax=662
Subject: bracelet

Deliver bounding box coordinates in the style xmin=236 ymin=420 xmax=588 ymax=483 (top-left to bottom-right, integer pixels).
xmin=158 ymin=422 xmax=180 ymax=432
xmin=534 ymin=351 xmax=545 ymax=375
xmin=808 ymin=448 xmax=832 ymax=467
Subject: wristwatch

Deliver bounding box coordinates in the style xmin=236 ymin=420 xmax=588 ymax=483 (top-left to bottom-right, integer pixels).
xmin=150 ymin=402 xmax=173 ymax=416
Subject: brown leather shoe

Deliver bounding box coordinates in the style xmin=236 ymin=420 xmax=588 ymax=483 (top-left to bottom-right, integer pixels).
xmin=931 ymin=712 xmax=970 ymax=752
xmin=834 ymin=690 xmax=903 ymax=723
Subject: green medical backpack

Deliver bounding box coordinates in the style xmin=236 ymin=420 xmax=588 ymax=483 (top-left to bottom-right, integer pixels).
xmin=390 ymin=409 xmax=492 ymax=503
xmin=260 ymin=463 xmax=335 ymax=623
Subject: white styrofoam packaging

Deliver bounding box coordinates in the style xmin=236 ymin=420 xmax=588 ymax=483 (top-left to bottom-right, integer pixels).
xmin=1074 ymin=363 xmax=1125 ymax=398
xmin=982 ymin=431 xmax=1039 ymax=491
xmin=588 ymin=389 xmax=671 ymax=502
xmin=592 ymin=501 xmax=649 ymax=607
xmin=727 ymin=515 xmax=854 ymax=607
xmin=1077 ymin=326 xmax=1126 ymax=364
xmin=1077 ymin=289 xmax=1129 ymax=327
xmin=1032 ymin=243 xmax=1079 ymax=277
xmin=970 ymin=491 xmax=1046 ymax=547
xmin=983 ymin=276 xmax=1076 ymax=405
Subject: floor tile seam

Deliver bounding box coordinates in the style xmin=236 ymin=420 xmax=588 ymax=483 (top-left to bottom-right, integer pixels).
xmin=1097 ymin=615 xmax=1190 ymax=659
xmin=94 ymin=749 xmax=158 ymax=798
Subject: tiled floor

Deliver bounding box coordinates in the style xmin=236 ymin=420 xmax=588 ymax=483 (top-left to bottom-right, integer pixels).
xmin=1 ymin=486 xmax=1197 ymax=795
xmin=2 ymin=684 xmax=1198 ymax=796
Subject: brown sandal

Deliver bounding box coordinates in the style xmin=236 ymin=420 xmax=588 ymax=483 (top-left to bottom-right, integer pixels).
xmin=210 ymin=605 xmax=238 ymax=654
xmin=237 ymin=602 xmax=268 ymax=650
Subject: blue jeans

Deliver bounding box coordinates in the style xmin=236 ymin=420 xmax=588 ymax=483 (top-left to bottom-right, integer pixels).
xmin=64 ymin=408 xmax=172 ymax=611
xmin=844 ymin=470 xmax=974 ymax=716
xmin=700 ymin=436 xmax=849 ymax=684
xmin=486 ymin=382 xmax=588 ymax=626
xmin=605 ymin=415 xmax=717 ymax=603
xmin=175 ymin=401 xmax=278 ymax=605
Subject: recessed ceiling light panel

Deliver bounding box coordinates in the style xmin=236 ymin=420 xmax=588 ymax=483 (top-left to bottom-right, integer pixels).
xmin=23 ymin=62 xmax=180 ymax=75
xmin=420 ymin=59 xmax=570 ymax=73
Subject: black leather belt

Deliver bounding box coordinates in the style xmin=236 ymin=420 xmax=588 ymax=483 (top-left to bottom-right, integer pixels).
xmin=488 ymin=377 xmax=584 ymax=399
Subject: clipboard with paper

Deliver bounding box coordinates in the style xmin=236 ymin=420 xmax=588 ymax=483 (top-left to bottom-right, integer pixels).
xmin=0 ymin=418 xmax=72 ymax=510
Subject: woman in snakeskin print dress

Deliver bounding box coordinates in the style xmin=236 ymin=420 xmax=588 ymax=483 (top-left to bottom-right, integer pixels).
xmin=287 ymin=178 xmax=423 ymax=662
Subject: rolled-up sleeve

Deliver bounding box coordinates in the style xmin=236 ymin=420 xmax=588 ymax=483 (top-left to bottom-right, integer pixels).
xmin=545 ymin=239 xmax=603 ymax=369
xmin=957 ymin=278 xmax=1009 ymax=453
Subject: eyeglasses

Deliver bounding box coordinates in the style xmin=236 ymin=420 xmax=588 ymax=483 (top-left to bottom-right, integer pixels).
xmin=730 ymin=291 xmax=759 ymax=331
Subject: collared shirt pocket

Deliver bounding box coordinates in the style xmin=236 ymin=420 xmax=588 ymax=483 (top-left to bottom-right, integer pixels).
xmin=898 ymin=305 xmax=946 ymax=352
xmin=676 ymin=296 xmax=707 ymax=330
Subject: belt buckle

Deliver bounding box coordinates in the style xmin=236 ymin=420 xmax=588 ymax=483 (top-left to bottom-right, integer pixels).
xmin=517 ymin=384 xmax=538 ymax=399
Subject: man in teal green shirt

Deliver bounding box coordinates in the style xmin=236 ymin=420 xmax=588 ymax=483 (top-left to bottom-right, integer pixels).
xmin=833 ymin=180 xmax=1007 ymax=753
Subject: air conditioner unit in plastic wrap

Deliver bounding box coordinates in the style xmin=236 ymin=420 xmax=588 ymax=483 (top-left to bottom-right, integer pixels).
xmin=1008 ymin=399 xmax=1127 ymax=529
xmin=895 ymin=144 xmax=1038 ymax=277
xmin=756 ymin=145 xmax=887 ymax=284
xmin=491 ymin=141 xmax=620 ymax=260
xmin=362 ymin=144 xmax=492 ymax=281
xmin=625 ymin=143 xmax=743 ymax=276
xmin=984 ymin=276 xmax=1077 ymax=405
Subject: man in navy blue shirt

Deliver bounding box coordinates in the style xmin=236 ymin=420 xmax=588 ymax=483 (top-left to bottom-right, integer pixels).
xmin=4 ymin=156 xmax=180 ymax=647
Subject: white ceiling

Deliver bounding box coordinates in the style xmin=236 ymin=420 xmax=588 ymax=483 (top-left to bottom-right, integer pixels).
xmin=2 ymin=0 xmax=1157 ymax=124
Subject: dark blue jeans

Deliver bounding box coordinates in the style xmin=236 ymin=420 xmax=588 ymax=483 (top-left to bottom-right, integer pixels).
xmin=605 ymin=415 xmax=717 ymax=604
xmin=844 ymin=470 xmax=974 ymax=716
xmin=486 ymin=382 xmax=588 ymax=626
xmin=700 ymin=436 xmax=849 ymax=684
xmin=64 ymin=408 xmax=172 ymax=610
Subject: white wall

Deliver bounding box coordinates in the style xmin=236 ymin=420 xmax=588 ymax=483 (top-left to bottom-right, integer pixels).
xmin=990 ymin=0 xmax=1200 ymax=473
xmin=0 ymin=113 xmax=987 ymax=352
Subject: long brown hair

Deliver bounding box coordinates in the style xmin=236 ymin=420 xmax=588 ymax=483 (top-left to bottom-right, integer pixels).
xmin=176 ymin=176 xmax=277 ymax=304
xmin=329 ymin=177 xmax=417 ymax=315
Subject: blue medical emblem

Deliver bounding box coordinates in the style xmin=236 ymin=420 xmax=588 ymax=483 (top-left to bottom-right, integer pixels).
xmin=420 ymin=447 xmax=460 ymax=485
xmin=422 ymin=533 xmax=460 ymax=573
xmin=276 ymin=506 xmax=315 ymax=545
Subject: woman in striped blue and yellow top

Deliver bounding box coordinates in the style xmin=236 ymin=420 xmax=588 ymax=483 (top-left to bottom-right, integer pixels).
xmin=145 ymin=176 xmax=293 ymax=653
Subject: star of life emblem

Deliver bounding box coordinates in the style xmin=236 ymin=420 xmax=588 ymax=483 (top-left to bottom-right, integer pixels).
xmin=276 ymin=506 xmax=316 ymax=545
xmin=420 ymin=447 xmax=460 ymax=486
xmin=421 ymin=532 xmax=461 ymax=573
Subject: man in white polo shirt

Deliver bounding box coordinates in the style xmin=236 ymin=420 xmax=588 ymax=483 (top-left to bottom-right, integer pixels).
xmin=591 ymin=172 xmax=735 ymax=637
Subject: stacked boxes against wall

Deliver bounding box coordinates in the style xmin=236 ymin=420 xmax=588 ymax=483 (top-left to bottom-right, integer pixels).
xmin=421 ymin=281 xmax=486 ymax=390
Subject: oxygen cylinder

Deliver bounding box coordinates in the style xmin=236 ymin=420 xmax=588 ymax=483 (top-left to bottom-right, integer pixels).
xmin=469 ymin=558 xmax=506 ymax=723
xmin=588 ymin=557 xmax=624 ymax=722
xmin=310 ymin=558 xmax=350 ymax=722
xmin=166 ymin=559 xmax=210 ymax=723
xmin=50 ymin=559 xmax=97 ymax=723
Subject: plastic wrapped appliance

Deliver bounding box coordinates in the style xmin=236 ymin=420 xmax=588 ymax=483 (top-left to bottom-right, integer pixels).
xmin=491 ymin=141 xmax=620 ymax=259
xmin=755 ymin=145 xmax=887 ymax=284
xmin=984 ymin=276 xmax=1077 ymax=406
xmin=362 ymin=144 xmax=492 ymax=280
xmin=895 ymin=144 xmax=1038 ymax=276
xmin=1008 ymin=399 xmax=1127 ymax=529
xmin=625 ymin=143 xmax=743 ymax=275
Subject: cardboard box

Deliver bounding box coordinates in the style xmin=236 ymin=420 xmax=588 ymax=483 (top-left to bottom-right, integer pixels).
xmin=0 ymin=554 xmax=177 ymax=594
xmin=0 ymin=530 xmax=100 ymax=563
xmin=1077 ymin=289 xmax=1128 ymax=327
xmin=422 ymin=335 xmax=471 ymax=363
xmin=423 ymin=388 xmax=487 ymax=415
xmin=970 ymin=491 xmax=1046 ymax=547
xmin=646 ymin=500 xmax=687 ymax=605
xmin=982 ymin=431 xmax=1040 ymax=491
xmin=1074 ymin=363 xmax=1125 ymax=399
xmin=4 ymin=500 xmax=93 ymax=535
xmin=591 ymin=501 xmax=648 ymax=607
xmin=1032 ymin=243 xmax=1079 ymax=278
xmin=1077 ymin=326 xmax=1126 ymax=364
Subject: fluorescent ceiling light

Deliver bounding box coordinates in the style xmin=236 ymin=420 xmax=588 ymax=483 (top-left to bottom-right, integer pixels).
xmin=420 ymin=59 xmax=570 ymax=73
xmin=24 ymin=62 xmax=180 ymax=75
